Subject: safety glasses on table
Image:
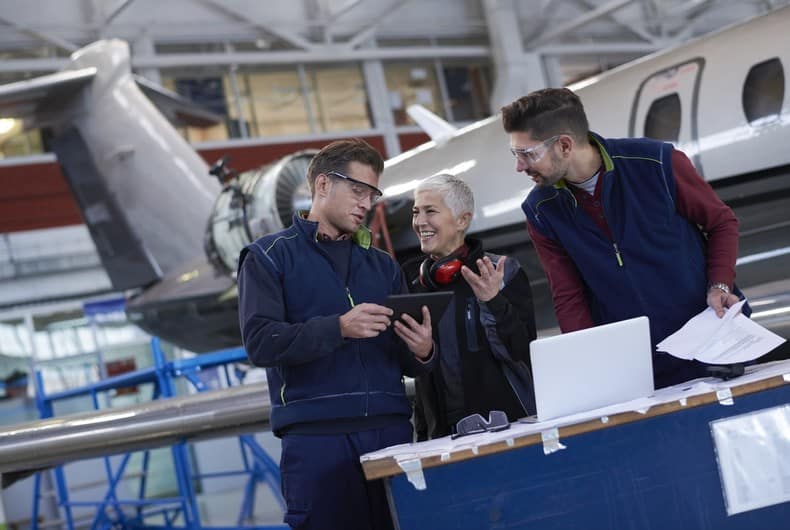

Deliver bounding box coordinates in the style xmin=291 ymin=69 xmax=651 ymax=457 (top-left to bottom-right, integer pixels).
xmin=451 ymin=410 xmax=510 ymax=439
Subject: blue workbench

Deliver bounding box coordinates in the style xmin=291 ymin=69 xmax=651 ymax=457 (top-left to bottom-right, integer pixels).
xmin=362 ymin=361 xmax=790 ymax=529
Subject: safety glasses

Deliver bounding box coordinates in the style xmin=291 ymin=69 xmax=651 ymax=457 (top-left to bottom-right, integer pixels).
xmin=510 ymin=134 xmax=562 ymax=164
xmin=326 ymin=170 xmax=383 ymax=203
xmin=450 ymin=410 xmax=510 ymax=439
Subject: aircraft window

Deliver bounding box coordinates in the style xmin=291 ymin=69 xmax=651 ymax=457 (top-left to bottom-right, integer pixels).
xmin=742 ymin=58 xmax=785 ymax=125
xmin=644 ymin=93 xmax=681 ymax=143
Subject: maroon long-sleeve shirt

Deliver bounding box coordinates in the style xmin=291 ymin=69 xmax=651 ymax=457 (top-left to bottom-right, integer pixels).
xmin=528 ymin=149 xmax=739 ymax=333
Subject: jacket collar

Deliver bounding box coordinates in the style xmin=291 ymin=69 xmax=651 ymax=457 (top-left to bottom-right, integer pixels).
xmin=292 ymin=211 xmax=372 ymax=249
xmin=552 ymin=131 xmax=614 ymax=192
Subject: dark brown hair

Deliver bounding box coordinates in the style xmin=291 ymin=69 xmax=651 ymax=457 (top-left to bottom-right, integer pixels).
xmin=500 ymin=88 xmax=589 ymax=142
xmin=306 ymin=138 xmax=384 ymax=195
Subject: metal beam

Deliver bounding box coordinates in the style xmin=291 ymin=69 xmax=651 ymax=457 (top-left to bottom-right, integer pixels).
xmin=326 ymin=0 xmax=366 ymax=22
xmin=342 ymin=0 xmax=414 ymax=49
xmin=129 ymin=45 xmax=490 ymax=68
xmin=195 ymin=0 xmax=316 ymax=50
xmin=528 ymin=0 xmax=636 ymax=48
xmin=0 ymin=14 xmax=79 ymax=53
xmin=540 ymin=42 xmax=662 ymax=54
xmin=0 ymin=58 xmax=68 ymax=73
xmin=669 ymin=0 xmax=715 ymax=19
xmin=0 ymin=43 xmax=490 ymax=73
xmin=104 ymin=0 xmax=137 ymax=26
xmin=574 ymin=0 xmax=659 ymax=43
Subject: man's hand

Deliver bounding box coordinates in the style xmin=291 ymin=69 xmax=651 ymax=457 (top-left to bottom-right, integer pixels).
xmin=707 ymin=286 xmax=740 ymax=318
xmin=393 ymin=306 xmax=433 ymax=360
xmin=339 ymin=303 xmax=393 ymax=339
xmin=460 ymin=255 xmax=506 ymax=302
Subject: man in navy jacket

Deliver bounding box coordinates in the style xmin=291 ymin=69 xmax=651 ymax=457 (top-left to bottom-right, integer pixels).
xmin=238 ymin=139 xmax=435 ymax=530
xmin=501 ymin=88 xmax=742 ymax=388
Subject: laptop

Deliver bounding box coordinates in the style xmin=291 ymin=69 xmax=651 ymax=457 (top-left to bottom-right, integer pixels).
xmin=528 ymin=316 xmax=654 ymax=421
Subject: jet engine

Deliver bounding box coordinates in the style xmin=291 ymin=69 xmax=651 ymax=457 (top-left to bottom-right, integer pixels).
xmin=205 ymin=150 xmax=316 ymax=273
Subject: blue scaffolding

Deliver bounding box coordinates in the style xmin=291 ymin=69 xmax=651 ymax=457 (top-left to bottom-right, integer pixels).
xmin=32 ymin=338 xmax=287 ymax=530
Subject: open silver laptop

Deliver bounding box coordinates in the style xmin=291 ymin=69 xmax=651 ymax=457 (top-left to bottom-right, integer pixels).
xmin=528 ymin=316 xmax=654 ymax=421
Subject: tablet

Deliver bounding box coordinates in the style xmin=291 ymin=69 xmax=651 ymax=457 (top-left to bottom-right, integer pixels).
xmin=384 ymin=291 xmax=454 ymax=324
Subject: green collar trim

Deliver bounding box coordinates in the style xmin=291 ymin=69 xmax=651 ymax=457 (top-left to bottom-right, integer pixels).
xmin=554 ymin=134 xmax=614 ymax=190
xmin=589 ymin=133 xmax=614 ymax=172
xmin=552 ymin=132 xmax=612 ymax=191
xmin=299 ymin=210 xmax=371 ymax=249
xmin=352 ymin=225 xmax=372 ymax=249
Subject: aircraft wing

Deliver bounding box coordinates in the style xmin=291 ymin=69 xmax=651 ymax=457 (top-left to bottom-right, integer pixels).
xmin=134 ymin=75 xmax=223 ymax=127
xmin=0 ymin=67 xmax=97 ymax=127
xmin=0 ymin=67 xmax=221 ymax=129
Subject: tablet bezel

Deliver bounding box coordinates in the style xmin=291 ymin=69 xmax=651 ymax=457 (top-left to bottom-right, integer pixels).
xmin=384 ymin=291 xmax=454 ymax=324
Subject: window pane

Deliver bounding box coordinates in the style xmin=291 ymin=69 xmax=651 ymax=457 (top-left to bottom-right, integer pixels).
xmin=384 ymin=62 xmax=445 ymax=126
xmin=442 ymin=64 xmax=491 ymax=121
xmin=0 ymin=128 xmax=44 ymax=158
xmin=244 ymin=69 xmax=311 ymax=136
xmin=174 ymin=77 xmax=231 ymax=142
xmin=306 ymin=65 xmax=371 ymax=132
xmin=742 ymin=58 xmax=785 ymax=125
xmin=644 ymin=93 xmax=681 ymax=142
xmin=161 ymin=73 xmax=232 ymax=142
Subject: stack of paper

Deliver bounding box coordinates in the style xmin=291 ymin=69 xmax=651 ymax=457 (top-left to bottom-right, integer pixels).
xmin=657 ymin=300 xmax=786 ymax=364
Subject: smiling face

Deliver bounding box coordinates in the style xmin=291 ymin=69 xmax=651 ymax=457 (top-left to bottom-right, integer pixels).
xmin=321 ymin=160 xmax=380 ymax=236
xmin=412 ymin=189 xmax=469 ymax=258
xmin=510 ymin=131 xmax=569 ymax=188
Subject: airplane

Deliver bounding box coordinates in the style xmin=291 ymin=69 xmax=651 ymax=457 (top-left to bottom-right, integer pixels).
xmin=0 ymin=5 xmax=789 ymax=359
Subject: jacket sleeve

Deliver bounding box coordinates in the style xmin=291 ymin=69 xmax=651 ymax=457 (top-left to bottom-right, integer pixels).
xmin=671 ymin=149 xmax=739 ymax=288
xmin=527 ymin=221 xmax=595 ymax=332
xmin=238 ymin=251 xmax=346 ymax=367
xmin=393 ymin=266 xmax=437 ymax=377
xmin=480 ymin=257 xmax=538 ymax=366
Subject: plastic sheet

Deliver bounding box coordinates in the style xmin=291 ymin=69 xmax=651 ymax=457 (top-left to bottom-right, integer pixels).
xmin=711 ymin=404 xmax=790 ymax=515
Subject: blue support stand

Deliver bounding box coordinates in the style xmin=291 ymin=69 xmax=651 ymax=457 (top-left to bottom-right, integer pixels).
xmin=31 ymin=338 xmax=287 ymax=529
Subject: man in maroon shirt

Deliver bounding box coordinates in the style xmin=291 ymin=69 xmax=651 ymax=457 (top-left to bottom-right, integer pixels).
xmin=501 ymin=88 xmax=743 ymax=387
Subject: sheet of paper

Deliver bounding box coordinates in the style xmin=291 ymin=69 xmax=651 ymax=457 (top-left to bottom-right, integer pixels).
xmin=696 ymin=314 xmax=786 ymax=363
xmin=657 ymin=300 xmax=785 ymax=363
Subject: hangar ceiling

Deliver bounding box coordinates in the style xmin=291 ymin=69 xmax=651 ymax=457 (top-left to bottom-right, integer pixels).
xmin=0 ymin=0 xmax=784 ymax=82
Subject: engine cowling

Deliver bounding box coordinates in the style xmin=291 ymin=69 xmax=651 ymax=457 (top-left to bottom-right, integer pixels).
xmin=205 ymin=150 xmax=316 ymax=273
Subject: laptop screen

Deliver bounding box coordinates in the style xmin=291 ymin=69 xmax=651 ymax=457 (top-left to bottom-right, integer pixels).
xmin=529 ymin=316 xmax=654 ymax=421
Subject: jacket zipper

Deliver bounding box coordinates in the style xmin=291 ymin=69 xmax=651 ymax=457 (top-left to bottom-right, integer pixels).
xmin=465 ymin=299 xmax=480 ymax=352
xmin=345 ymin=286 xmax=355 ymax=308
xmin=280 ymin=367 xmax=287 ymax=405
xmin=594 ymin=178 xmax=623 ymax=268
xmin=613 ymin=242 xmax=624 ymax=267
xmin=347 ymin=286 xmax=369 ymax=416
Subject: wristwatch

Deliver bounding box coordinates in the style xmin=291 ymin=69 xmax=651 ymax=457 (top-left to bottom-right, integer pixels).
xmin=708 ymin=282 xmax=730 ymax=295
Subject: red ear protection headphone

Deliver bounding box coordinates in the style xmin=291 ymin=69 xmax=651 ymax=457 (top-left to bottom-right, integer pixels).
xmin=419 ymin=254 xmax=464 ymax=290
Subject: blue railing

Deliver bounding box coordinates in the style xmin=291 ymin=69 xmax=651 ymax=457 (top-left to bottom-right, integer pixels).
xmin=32 ymin=337 xmax=287 ymax=530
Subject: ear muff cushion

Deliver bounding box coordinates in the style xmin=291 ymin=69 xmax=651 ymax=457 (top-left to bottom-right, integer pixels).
xmin=420 ymin=254 xmax=463 ymax=289
xmin=419 ymin=258 xmax=439 ymax=290
xmin=431 ymin=257 xmax=463 ymax=284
